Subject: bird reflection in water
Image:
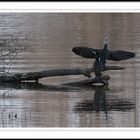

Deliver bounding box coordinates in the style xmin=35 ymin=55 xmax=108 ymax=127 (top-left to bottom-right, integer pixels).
xmin=94 ymin=86 xmax=108 ymax=116
xmin=74 ymin=85 xmax=135 ymax=120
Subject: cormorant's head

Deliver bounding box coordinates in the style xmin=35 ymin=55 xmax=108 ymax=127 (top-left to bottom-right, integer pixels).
xmin=104 ymin=36 xmax=109 ymax=49
xmin=105 ymin=36 xmax=109 ymax=44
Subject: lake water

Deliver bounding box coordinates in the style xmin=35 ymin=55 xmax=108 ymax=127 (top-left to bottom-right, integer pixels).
xmin=0 ymin=13 xmax=138 ymax=127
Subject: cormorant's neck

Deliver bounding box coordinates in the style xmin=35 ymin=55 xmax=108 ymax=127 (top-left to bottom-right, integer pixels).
xmin=104 ymin=43 xmax=108 ymax=50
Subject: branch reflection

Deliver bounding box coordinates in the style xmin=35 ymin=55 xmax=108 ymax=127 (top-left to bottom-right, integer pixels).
xmin=0 ymin=82 xmax=79 ymax=92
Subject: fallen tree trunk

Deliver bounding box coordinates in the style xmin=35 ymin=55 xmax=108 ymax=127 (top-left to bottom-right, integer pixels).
xmin=0 ymin=77 xmax=110 ymax=91
xmin=0 ymin=65 xmax=123 ymax=83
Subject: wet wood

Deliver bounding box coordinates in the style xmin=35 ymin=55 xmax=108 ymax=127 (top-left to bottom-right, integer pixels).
xmin=62 ymin=75 xmax=110 ymax=86
xmin=0 ymin=65 xmax=123 ymax=84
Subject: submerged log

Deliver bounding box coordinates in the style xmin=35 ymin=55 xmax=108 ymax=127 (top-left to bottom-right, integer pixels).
xmin=62 ymin=75 xmax=110 ymax=86
xmin=0 ymin=65 xmax=123 ymax=83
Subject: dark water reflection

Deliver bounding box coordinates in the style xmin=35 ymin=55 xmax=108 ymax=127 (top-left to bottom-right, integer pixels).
xmin=75 ymin=85 xmax=135 ymax=114
xmin=0 ymin=13 xmax=138 ymax=127
xmin=0 ymin=82 xmax=80 ymax=92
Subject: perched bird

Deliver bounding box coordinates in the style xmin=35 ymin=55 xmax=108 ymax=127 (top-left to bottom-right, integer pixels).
xmin=93 ymin=52 xmax=102 ymax=77
xmin=72 ymin=37 xmax=135 ymax=70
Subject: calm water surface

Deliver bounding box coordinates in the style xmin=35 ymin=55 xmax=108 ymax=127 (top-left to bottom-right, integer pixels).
xmin=0 ymin=13 xmax=138 ymax=127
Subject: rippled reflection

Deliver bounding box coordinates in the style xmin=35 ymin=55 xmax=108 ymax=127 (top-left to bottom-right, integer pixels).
xmin=75 ymin=85 xmax=135 ymax=118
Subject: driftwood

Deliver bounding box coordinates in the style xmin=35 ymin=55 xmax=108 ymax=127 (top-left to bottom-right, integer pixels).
xmin=63 ymin=75 xmax=110 ymax=86
xmin=0 ymin=65 xmax=124 ymax=85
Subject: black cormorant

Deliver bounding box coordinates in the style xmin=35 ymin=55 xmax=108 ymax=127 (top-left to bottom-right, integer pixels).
xmin=72 ymin=37 xmax=135 ymax=70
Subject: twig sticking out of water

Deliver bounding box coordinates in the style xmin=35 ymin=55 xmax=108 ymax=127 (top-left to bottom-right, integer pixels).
xmin=0 ymin=36 xmax=29 ymax=74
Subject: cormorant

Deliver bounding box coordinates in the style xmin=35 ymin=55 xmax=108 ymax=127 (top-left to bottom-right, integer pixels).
xmin=72 ymin=37 xmax=135 ymax=70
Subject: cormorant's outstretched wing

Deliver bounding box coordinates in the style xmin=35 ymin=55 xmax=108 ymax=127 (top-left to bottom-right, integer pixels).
xmin=72 ymin=47 xmax=98 ymax=58
xmin=108 ymin=50 xmax=135 ymax=61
